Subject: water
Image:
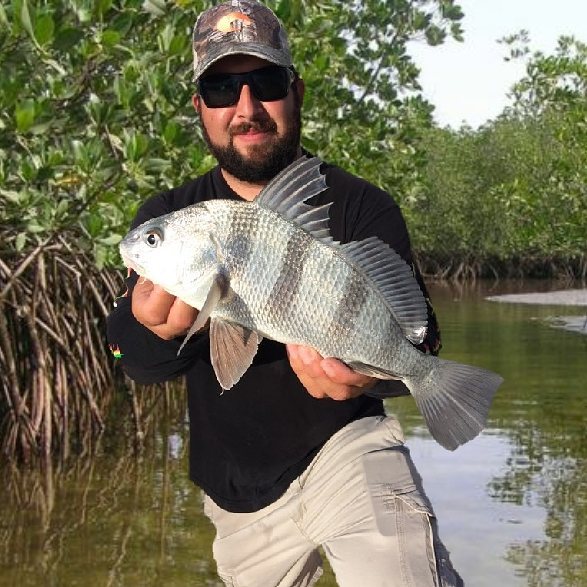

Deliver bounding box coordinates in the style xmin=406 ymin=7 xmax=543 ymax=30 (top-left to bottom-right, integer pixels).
xmin=1 ymin=281 xmax=586 ymax=586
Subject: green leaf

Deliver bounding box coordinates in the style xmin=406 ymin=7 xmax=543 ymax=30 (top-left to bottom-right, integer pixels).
xmin=144 ymin=158 xmax=171 ymax=172
xmin=34 ymin=12 xmax=54 ymax=45
xmin=53 ymin=27 xmax=84 ymax=51
xmin=163 ymin=120 xmax=178 ymax=143
xmin=275 ymin=0 xmax=291 ymax=21
xmin=425 ymin=25 xmax=446 ymax=46
xmin=20 ymin=0 xmax=40 ymax=48
xmin=101 ymin=29 xmax=120 ymax=47
xmin=1 ymin=190 xmax=23 ymax=204
xmin=27 ymin=222 xmax=46 ymax=233
xmin=15 ymin=99 xmax=36 ymax=132
xmin=86 ymin=214 xmax=103 ymax=237
xmin=96 ymin=0 xmax=113 ymax=19
xmin=0 ymin=3 xmax=9 ymax=28
xmin=15 ymin=233 xmax=27 ymax=251
xmin=29 ymin=120 xmax=54 ymax=135
xmin=55 ymin=199 xmax=69 ymax=218
xmin=98 ymin=233 xmax=122 ymax=245
xmin=442 ymin=4 xmax=463 ymax=21
xmin=142 ymin=0 xmax=166 ymax=17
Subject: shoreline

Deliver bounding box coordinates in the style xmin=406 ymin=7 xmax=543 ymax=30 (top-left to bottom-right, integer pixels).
xmin=486 ymin=288 xmax=587 ymax=307
xmin=486 ymin=288 xmax=587 ymax=335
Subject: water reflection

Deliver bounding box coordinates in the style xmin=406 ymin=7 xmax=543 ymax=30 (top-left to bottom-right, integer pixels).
xmin=0 ymin=413 xmax=221 ymax=587
xmin=1 ymin=281 xmax=586 ymax=586
xmin=409 ymin=282 xmax=587 ymax=587
xmin=404 ymin=433 xmax=546 ymax=587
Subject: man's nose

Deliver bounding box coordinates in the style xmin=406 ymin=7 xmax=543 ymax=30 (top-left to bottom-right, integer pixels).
xmin=234 ymin=83 xmax=264 ymax=117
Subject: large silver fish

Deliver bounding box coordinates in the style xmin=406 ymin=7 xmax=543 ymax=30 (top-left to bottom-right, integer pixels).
xmin=120 ymin=156 xmax=502 ymax=450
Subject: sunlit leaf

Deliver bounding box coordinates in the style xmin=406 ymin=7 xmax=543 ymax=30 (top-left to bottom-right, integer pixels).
xmin=19 ymin=0 xmax=36 ymax=42
xmin=15 ymin=232 xmax=27 ymax=250
xmin=34 ymin=12 xmax=54 ymax=45
xmin=15 ymin=99 xmax=36 ymax=132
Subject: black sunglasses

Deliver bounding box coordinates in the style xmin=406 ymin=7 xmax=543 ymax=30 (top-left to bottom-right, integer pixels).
xmin=198 ymin=65 xmax=295 ymax=108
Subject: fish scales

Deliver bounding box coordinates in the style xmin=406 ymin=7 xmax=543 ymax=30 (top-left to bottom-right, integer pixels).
xmin=212 ymin=203 xmax=389 ymax=365
xmin=260 ymin=218 xmax=314 ymax=331
xmin=120 ymin=156 xmax=503 ymax=451
xmin=296 ymin=239 xmax=374 ymax=357
xmin=210 ymin=203 xmax=351 ymax=347
xmin=212 ymin=203 xmax=302 ymax=330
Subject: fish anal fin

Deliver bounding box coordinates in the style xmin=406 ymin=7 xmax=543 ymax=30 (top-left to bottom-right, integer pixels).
xmin=210 ymin=320 xmax=262 ymax=390
xmin=345 ymin=361 xmax=402 ymax=380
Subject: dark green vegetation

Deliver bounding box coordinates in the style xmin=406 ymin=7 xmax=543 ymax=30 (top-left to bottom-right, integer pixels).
xmin=413 ymin=36 xmax=587 ymax=280
xmin=0 ymin=0 xmax=585 ymax=464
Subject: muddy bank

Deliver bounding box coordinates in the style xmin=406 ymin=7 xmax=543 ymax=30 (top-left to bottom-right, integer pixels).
xmin=486 ymin=289 xmax=587 ymax=306
xmin=486 ymin=288 xmax=587 ymax=335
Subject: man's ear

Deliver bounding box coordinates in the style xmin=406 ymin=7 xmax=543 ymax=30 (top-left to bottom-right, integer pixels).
xmin=192 ymin=94 xmax=201 ymax=112
xmin=295 ymin=78 xmax=305 ymax=105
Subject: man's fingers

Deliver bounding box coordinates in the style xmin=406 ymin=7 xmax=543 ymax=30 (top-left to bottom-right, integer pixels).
xmin=131 ymin=280 xmax=198 ymax=339
xmin=133 ymin=281 xmax=175 ymax=325
xmin=167 ymin=298 xmax=199 ymax=334
xmin=286 ymin=345 xmax=374 ymax=400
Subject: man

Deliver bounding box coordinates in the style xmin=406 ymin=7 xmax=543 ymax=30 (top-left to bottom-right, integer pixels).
xmin=107 ymin=1 xmax=463 ymax=585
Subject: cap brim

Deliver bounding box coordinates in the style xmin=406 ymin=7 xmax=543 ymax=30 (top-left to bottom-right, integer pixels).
xmin=193 ymin=42 xmax=292 ymax=81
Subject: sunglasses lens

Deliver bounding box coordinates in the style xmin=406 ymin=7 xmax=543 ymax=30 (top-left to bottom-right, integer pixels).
xmin=199 ymin=66 xmax=292 ymax=108
xmin=250 ymin=66 xmax=290 ymax=101
xmin=199 ymin=75 xmax=240 ymax=108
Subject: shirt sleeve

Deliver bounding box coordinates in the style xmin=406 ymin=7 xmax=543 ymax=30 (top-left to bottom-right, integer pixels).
xmin=106 ymin=192 xmax=209 ymax=385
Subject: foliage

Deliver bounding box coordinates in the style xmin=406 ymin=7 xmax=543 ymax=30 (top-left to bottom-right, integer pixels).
xmin=290 ymin=0 xmax=464 ymax=199
xmin=0 ymin=0 xmax=216 ymax=268
xmin=0 ymin=0 xmax=462 ymax=462
xmin=0 ymin=0 xmax=464 ymax=267
xmin=412 ymin=36 xmax=587 ymax=278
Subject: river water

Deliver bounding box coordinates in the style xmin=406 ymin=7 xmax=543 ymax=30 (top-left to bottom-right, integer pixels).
xmin=1 ymin=281 xmax=586 ymax=586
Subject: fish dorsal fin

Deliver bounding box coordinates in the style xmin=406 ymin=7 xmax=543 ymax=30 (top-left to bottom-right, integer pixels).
xmin=254 ymin=156 xmax=332 ymax=239
xmin=340 ymin=237 xmax=428 ymax=344
xmin=256 ymin=156 xmax=427 ymax=343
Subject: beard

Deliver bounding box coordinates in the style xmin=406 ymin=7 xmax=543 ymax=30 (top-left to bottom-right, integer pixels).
xmin=200 ymin=106 xmax=302 ymax=183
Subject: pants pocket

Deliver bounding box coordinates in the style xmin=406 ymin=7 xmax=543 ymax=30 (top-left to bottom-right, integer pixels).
xmin=362 ymin=447 xmax=463 ymax=587
xmin=363 ymin=445 xmax=434 ymax=535
xmin=363 ymin=447 xmax=439 ymax=585
xmin=216 ymin=570 xmax=238 ymax=587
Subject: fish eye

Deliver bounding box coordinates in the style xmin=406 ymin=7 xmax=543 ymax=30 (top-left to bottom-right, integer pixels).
xmin=144 ymin=228 xmax=163 ymax=247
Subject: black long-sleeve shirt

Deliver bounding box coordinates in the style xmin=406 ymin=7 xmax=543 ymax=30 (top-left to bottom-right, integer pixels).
xmin=106 ymin=161 xmax=441 ymax=513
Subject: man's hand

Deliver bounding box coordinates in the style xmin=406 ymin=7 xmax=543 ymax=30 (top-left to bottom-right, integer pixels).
xmin=132 ymin=278 xmax=198 ymax=340
xmin=286 ymin=344 xmax=376 ymax=400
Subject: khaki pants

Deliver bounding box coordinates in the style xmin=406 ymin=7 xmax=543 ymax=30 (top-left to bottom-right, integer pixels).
xmin=203 ymin=415 xmax=463 ymax=587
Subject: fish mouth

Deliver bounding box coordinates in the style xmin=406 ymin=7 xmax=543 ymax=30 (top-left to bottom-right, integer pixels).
xmin=120 ymin=248 xmax=146 ymax=277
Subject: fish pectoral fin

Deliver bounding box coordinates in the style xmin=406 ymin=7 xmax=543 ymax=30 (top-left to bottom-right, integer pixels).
xmin=210 ymin=319 xmax=262 ymax=390
xmin=177 ymin=319 xmax=203 ymax=356
xmin=177 ymin=272 xmax=228 ymax=356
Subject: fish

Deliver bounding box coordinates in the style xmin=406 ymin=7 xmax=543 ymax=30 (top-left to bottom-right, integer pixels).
xmin=120 ymin=156 xmax=503 ymax=450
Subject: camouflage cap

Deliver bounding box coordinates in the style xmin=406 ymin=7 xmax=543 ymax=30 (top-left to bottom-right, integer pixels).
xmin=192 ymin=0 xmax=292 ymax=81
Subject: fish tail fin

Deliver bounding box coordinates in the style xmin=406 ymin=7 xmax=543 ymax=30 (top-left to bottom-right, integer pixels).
xmin=405 ymin=358 xmax=503 ymax=451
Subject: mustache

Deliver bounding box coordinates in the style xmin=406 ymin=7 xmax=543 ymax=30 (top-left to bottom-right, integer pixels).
xmin=230 ymin=119 xmax=278 ymax=137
